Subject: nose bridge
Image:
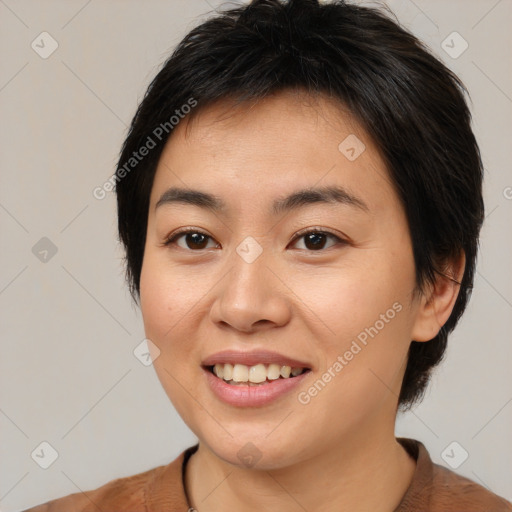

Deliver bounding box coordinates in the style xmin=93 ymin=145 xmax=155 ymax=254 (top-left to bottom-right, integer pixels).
xmin=211 ymin=236 xmax=290 ymax=332
xmin=231 ymin=239 xmax=272 ymax=296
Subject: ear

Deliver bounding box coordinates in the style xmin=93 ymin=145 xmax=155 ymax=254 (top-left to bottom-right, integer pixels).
xmin=411 ymin=251 xmax=466 ymax=342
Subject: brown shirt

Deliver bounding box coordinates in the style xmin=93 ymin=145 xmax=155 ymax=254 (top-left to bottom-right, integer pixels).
xmin=22 ymin=438 xmax=512 ymax=511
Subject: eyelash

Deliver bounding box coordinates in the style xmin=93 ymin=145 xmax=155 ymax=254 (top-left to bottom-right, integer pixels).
xmin=162 ymin=227 xmax=348 ymax=252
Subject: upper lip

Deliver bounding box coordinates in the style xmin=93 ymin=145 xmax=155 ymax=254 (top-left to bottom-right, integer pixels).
xmin=202 ymin=350 xmax=312 ymax=369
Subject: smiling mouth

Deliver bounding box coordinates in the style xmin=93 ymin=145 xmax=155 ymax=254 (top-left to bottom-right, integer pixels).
xmin=206 ymin=363 xmax=311 ymax=386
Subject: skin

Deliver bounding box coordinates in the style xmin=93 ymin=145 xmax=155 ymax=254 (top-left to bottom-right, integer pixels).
xmin=139 ymin=89 xmax=463 ymax=512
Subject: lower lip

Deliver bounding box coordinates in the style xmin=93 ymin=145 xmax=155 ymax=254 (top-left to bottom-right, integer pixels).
xmin=203 ymin=367 xmax=311 ymax=407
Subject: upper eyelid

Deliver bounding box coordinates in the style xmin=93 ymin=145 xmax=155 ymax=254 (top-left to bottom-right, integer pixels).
xmin=165 ymin=227 xmax=346 ymax=247
xmin=292 ymin=227 xmax=344 ymax=240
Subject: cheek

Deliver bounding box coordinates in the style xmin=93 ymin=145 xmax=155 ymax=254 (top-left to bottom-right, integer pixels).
xmin=139 ymin=252 xmax=204 ymax=341
xmin=291 ymin=257 xmax=414 ymax=402
xmin=291 ymin=257 xmax=412 ymax=343
xmin=296 ymin=302 xmax=411 ymax=432
xmin=139 ymin=258 xmax=198 ymax=405
xmin=139 ymin=254 xmax=205 ymax=422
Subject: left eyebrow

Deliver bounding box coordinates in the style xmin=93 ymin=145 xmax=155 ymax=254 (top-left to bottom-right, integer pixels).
xmin=271 ymin=185 xmax=369 ymax=215
xmin=155 ymin=185 xmax=369 ymax=215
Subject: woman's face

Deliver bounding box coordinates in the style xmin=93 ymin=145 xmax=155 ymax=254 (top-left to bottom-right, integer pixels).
xmin=140 ymin=91 xmax=428 ymax=468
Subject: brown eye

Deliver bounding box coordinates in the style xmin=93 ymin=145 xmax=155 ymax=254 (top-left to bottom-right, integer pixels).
xmin=290 ymin=230 xmax=345 ymax=251
xmin=164 ymin=229 xmax=218 ymax=250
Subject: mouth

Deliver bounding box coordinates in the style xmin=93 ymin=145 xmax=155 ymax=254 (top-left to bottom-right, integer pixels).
xmin=205 ymin=363 xmax=311 ymax=386
xmin=201 ymin=350 xmax=313 ymax=406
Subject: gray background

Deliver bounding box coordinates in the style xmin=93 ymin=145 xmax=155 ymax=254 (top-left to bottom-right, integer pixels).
xmin=0 ymin=0 xmax=511 ymax=510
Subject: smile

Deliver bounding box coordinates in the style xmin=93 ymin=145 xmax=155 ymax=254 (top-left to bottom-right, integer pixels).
xmin=201 ymin=350 xmax=312 ymax=406
xmin=209 ymin=363 xmax=308 ymax=385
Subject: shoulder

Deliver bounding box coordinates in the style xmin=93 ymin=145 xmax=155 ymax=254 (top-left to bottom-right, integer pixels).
xmin=397 ymin=438 xmax=512 ymax=512
xmin=429 ymin=461 xmax=512 ymax=511
xmin=20 ymin=462 xmax=170 ymax=512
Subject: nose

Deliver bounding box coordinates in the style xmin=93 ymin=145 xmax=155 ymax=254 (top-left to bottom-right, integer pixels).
xmin=209 ymin=247 xmax=292 ymax=334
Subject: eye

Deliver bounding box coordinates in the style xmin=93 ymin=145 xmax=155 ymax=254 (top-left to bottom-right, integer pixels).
xmin=163 ymin=228 xmax=218 ymax=250
xmin=289 ymin=229 xmax=346 ymax=251
xmin=163 ymin=227 xmax=347 ymax=252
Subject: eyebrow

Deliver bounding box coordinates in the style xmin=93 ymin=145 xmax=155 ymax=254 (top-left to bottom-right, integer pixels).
xmin=155 ymin=185 xmax=369 ymax=215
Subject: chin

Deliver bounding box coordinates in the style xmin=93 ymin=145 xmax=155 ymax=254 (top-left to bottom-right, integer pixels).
xmin=197 ymin=427 xmax=304 ymax=470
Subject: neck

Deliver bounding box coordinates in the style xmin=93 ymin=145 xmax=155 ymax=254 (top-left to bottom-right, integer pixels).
xmin=184 ymin=423 xmax=416 ymax=512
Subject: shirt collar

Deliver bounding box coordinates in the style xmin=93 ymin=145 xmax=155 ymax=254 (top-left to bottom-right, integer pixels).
xmin=145 ymin=439 xmax=430 ymax=511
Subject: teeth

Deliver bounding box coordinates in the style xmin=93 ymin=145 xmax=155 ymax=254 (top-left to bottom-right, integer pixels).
xmin=211 ymin=363 xmax=306 ymax=383
xmin=267 ymin=363 xmax=281 ymax=380
xmin=223 ymin=363 xmax=233 ymax=380
xmin=280 ymin=365 xmax=291 ymax=378
xmin=249 ymin=363 xmax=267 ymax=383
xmin=213 ymin=364 xmax=224 ymax=379
xmin=232 ymin=364 xmax=249 ymax=382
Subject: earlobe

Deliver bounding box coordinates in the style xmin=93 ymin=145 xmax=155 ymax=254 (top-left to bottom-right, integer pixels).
xmin=411 ymin=252 xmax=466 ymax=342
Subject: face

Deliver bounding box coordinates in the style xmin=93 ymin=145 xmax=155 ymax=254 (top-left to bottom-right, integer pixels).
xmin=140 ymin=90 xmax=426 ymax=469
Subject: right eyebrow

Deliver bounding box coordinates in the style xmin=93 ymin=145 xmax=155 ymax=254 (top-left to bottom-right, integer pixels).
xmin=155 ymin=188 xmax=226 ymax=213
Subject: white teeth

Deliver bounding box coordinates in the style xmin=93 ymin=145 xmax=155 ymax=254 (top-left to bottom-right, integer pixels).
xmin=249 ymin=364 xmax=267 ymax=383
xmin=267 ymin=363 xmax=281 ymax=380
xmin=223 ymin=363 xmax=233 ymax=380
xmin=213 ymin=364 xmax=224 ymax=379
xmin=232 ymin=364 xmax=249 ymax=382
xmin=211 ymin=363 xmax=306 ymax=383
xmin=280 ymin=365 xmax=291 ymax=378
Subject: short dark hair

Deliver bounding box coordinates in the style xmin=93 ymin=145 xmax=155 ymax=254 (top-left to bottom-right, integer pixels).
xmin=115 ymin=0 xmax=484 ymax=409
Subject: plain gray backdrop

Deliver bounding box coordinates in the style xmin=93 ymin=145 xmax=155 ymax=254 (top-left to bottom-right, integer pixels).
xmin=1 ymin=0 xmax=511 ymax=510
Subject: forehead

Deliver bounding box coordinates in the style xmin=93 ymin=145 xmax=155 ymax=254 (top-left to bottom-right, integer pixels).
xmin=150 ymin=90 xmax=396 ymax=214
xmin=182 ymin=90 xmax=363 ymax=147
